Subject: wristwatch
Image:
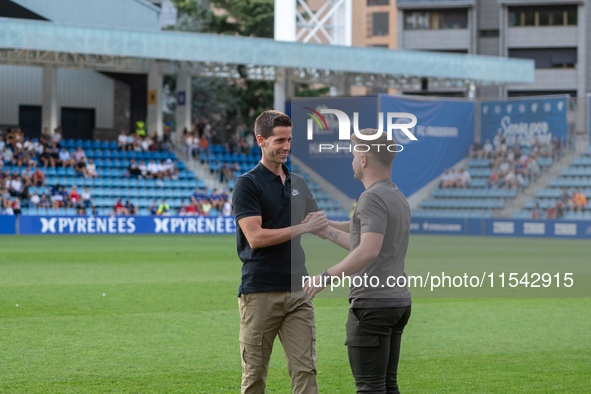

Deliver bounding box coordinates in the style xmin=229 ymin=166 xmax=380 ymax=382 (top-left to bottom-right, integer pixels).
xmin=321 ymin=270 xmax=332 ymax=282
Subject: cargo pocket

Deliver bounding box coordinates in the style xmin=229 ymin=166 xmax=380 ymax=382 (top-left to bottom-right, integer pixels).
xmin=239 ymin=327 xmax=264 ymax=371
xmin=345 ymin=334 xmax=379 ymax=347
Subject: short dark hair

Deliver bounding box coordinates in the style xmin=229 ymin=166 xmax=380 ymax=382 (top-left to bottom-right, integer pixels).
xmin=254 ymin=110 xmax=292 ymax=139
xmin=350 ymin=128 xmax=397 ymax=167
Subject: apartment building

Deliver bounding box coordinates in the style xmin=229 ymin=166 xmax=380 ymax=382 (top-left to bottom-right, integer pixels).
xmin=396 ymin=0 xmax=588 ymax=99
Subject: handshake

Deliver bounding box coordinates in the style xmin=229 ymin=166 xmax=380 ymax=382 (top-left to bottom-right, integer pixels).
xmin=301 ymin=211 xmax=329 ymax=238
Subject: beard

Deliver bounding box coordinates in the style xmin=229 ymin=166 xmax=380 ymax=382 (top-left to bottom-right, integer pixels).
xmin=353 ymin=162 xmax=362 ymax=181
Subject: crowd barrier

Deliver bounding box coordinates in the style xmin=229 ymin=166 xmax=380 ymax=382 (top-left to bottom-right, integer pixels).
xmin=1 ymin=216 xmax=591 ymax=238
xmin=410 ymin=218 xmax=591 ymax=239
xmin=1 ymin=215 xmax=236 ymax=235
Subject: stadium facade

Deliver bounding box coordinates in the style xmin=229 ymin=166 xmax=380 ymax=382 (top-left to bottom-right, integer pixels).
xmin=396 ymin=0 xmax=588 ymax=100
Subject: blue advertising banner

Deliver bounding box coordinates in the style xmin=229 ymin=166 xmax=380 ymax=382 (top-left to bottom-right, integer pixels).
xmin=291 ymin=97 xmax=379 ymax=199
xmin=410 ymin=218 xmax=482 ymax=236
xmin=0 ymin=215 xmax=16 ymax=234
xmin=18 ymin=215 xmax=236 ymax=235
xmin=484 ymin=219 xmax=591 ymax=239
xmin=379 ymin=96 xmax=475 ymax=197
xmin=480 ymin=96 xmax=567 ymax=148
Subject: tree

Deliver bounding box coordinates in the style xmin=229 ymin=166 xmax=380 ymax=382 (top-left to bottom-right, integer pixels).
xmin=167 ymin=0 xmax=275 ymax=140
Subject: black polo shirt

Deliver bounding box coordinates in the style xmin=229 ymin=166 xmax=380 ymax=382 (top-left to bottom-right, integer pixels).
xmin=232 ymin=162 xmax=319 ymax=295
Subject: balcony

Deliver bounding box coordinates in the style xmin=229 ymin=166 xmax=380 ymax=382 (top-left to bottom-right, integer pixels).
xmin=402 ymin=28 xmax=470 ymax=51
xmin=506 ymin=26 xmax=578 ymax=48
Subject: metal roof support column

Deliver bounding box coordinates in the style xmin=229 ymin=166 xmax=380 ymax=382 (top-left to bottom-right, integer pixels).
xmin=147 ymin=60 xmax=163 ymax=138
xmin=175 ymin=67 xmax=192 ymax=134
xmin=42 ymin=65 xmax=58 ymax=135
xmin=274 ymin=67 xmax=287 ymax=113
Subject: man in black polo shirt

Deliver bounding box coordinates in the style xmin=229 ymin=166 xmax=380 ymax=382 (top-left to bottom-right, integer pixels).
xmin=304 ymin=128 xmax=412 ymax=394
xmin=232 ymin=110 xmax=328 ymax=394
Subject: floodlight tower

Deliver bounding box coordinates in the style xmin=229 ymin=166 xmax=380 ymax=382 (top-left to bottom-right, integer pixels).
xmin=274 ymin=0 xmax=352 ymax=111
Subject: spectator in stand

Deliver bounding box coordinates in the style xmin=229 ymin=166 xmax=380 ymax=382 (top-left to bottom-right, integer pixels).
xmin=39 ymin=193 xmax=50 ymax=210
xmin=118 ymin=130 xmax=128 ymax=150
xmin=179 ymin=200 xmax=188 ymax=215
xmin=147 ymin=159 xmax=160 ymax=179
xmin=482 ymin=139 xmax=493 ymax=158
xmin=231 ymin=161 xmax=240 ymax=174
xmin=114 ymin=198 xmax=127 ymax=215
xmin=187 ymin=197 xmax=198 ymax=216
xmin=209 ymin=189 xmax=221 ymax=209
xmin=503 ymin=170 xmax=518 ymax=189
xmin=2 ymin=145 xmax=14 ymax=166
xmin=2 ymin=198 xmax=14 ymax=215
xmin=29 ymin=191 xmax=40 ymax=209
xmin=39 ymin=146 xmax=53 ymax=168
xmin=552 ymin=136 xmax=563 ymax=160
xmin=32 ymin=167 xmax=45 ymax=186
xmin=81 ymin=187 xmax=92 ymax=209
xmin=222 ymin=199 xmax=232 ymax=216
xmin=11 ymin=197 xmax=21 ymax=215
xmin=450 ymin=169 xmax=461 ymax=188
xmin=51 ymin=128 xmax=62 ymax=146
xmin=440 ymin=169 xmax=452 ymax=188
xmin=558 ymin=188 xmax=571 ymax=211
xmin=157 ymin=199 xmax=171 ymax=215
xmin=149 ymin=198 xmax=159 ymax=215
xmin=74 ymin=146 xmax=87 ymax=175
xmin=126 ymin=132 xmax=136 ymax=150
xmin=51 ymin=184 xmax=65 ymax=212
xmin=199 ymin=135 xmax=209 ymax=159
xmin=469 ymin=137 xmax=483 ymax=158
xmin=139 ymin=160 xmax=149 ymax=178
xmin=21 ymin=165 xmax=34 ymax=186
xmin=530 ymin=202 xmax=542 ymax=219
xmin=59 ymin=147 xmax=74 ymax=169
xmin=9 ymin=175 xmax=24 ymax=198
xmin=220 ymin=162 xmax=233 ymax=183
xmin=67 ymin=185 xmax=80 ymax=209
xmin=546 ymin=203 xmax=557 ymax=220
xmin=128 ymin=159 xmax=141 ymax=177
xmin=539 ymin=142 xmax=552 ymax=158
xmin=159 ymin=159 xmax=173 ymax=178
xmin=458 ymin=168 xmax=471 ymax=188
xmin=125 ymin=200 xmax=136 ymax=215
xmin=184 ymin=129 xmax=193 ymax=161
xmin=572 ymin=190 xmax=587 ymax=212
xmin=201 ymin=199 xmax=212 ymax=215
xmin=85 ymin=158 xmax=98 ymax=179
xmin=527 ymin=155 xmax=541 ymax=180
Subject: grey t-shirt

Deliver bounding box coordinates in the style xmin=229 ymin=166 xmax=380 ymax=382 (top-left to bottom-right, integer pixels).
xmin=349 ymin=178 xmax=412 ymax=308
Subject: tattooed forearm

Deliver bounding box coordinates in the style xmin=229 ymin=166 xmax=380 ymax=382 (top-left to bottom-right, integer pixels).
xmin=327 ymin=230 xmax=340 ymax=242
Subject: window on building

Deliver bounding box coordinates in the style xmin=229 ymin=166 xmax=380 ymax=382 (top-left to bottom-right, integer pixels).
xmin=367 ymin=0 xmax=389 ymax=5
xmin=479 ymin=29 xmax=499 ymax=37
xmin=404 ymin=9 xmax=468 ymax=30
xmin=372 ymin=12 xmax=389 ymax=36
xmin=509 ymin=5 xmax=577 ymax=27
xmin=508 ymin=48 xmax=577 ymax=69
xmin=372 ymin=44 xmax=389 ymax=48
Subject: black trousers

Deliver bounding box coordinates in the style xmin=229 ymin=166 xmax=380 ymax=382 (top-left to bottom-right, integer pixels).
xmin=346 ymin=305 xmax=412 ymax=394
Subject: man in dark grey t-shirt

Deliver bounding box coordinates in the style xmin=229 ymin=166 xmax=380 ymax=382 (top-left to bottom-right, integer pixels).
xmin=304 ymin=128 xmax=412 ymax=394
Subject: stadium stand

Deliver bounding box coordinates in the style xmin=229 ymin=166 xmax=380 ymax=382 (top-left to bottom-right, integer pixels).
xmin=512 ymin=146 xmax=591 ymax=220
xmin=0 ymin=133 xmax=218 ymax=216
xmin=412 ymin=143 xmax=559 ymax=219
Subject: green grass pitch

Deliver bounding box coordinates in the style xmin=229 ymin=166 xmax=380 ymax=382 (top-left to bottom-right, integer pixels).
xmin=0 ymin=234 xmax=589 ymax=393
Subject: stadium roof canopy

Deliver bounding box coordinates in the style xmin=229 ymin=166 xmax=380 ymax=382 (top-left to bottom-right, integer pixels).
xmin=0 ymin=17 xmax=534 ymax=89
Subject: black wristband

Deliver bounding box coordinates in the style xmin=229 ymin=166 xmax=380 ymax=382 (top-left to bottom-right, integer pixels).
xmin=321 ymin=270 xmax=332 ymax=281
